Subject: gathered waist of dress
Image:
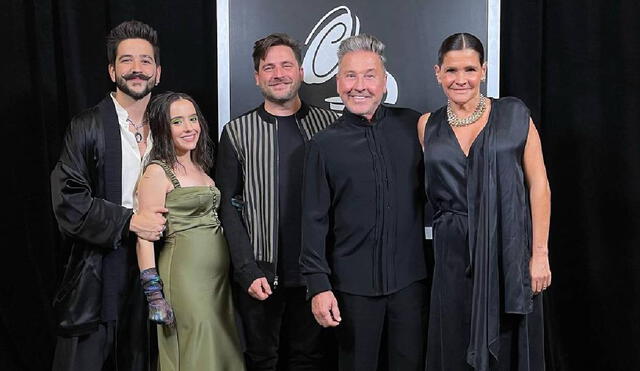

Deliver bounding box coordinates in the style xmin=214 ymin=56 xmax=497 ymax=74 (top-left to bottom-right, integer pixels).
xmin=166 ymin=215 xmax=221 ymax=236
xmin=433 ymin=208 xmax=468 ymax=220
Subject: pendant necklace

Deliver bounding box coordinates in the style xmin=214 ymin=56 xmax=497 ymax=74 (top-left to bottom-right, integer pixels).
xmin=127 ymin=118 xmax=148 ymax=143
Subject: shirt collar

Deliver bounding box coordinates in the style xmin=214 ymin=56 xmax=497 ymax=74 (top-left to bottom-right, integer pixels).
xmin=342 ymin=104 xmax=387 ymax=127
xmin=110 ymin=92 xmax=130 ymax=128
xmin=257 ymin=100 xmax=310 ymax=124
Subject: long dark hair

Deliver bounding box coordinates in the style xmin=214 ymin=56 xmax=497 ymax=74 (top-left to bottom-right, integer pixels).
xmin=437 ymin=32 xmax=484 ymax=66
xmin=145 ymin=92 xmax=214 ymax=172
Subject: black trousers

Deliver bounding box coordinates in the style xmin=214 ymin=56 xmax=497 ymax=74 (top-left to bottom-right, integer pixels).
xmin=51 ymin=277 xmax=152 ymax=371
xmin=235 ymin=285 xmax=331 ymax=371
xmin=334 ymin=280 xmax=428 ymax=371
xmin=51 ymin=322 xmax=116 ymax=371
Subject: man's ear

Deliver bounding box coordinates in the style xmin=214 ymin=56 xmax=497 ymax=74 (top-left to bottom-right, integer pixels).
xmin=383 ymin=71 xmax=388 ymax=94
xmin=108 ymin=64 xmax=116 ymax=83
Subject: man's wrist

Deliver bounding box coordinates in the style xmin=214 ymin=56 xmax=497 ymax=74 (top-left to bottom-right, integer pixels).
xmin=237 ymin=265 xmax=265 ymax=291
xmin=304 ymin=273 xmax=332 ymax=300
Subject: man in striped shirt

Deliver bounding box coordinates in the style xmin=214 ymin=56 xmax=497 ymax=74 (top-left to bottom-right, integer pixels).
xmin=216 ymin=33 xmax=339 ymax=370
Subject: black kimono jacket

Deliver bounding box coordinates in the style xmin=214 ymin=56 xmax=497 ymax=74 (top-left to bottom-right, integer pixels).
xmin=50 ymin=95 xmax=150 ymax=369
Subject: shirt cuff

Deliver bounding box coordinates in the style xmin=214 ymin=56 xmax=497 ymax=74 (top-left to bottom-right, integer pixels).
xmin=235 ymin=264 xmax=266 ymax=292
xmin=304 ymin=273 xmax=332 ymax=300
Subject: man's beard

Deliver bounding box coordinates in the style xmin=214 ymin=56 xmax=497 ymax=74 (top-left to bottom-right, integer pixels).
xmin=116 ymin=72 xmax=155 ymax=100
xmin=260 ymin=79 xmax=301 ymax=105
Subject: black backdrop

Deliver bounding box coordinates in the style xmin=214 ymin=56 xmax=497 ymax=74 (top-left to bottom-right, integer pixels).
xmin=3 ymin=1 xmax=639 ymax=370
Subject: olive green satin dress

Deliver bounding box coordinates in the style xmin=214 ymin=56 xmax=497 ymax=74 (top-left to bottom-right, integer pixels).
xmin=153 ymin=161 xmax=244 ymax=371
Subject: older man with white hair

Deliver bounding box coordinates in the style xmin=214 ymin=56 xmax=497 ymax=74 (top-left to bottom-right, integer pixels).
xmin=300 ymin=34 xmax=428 ymax=371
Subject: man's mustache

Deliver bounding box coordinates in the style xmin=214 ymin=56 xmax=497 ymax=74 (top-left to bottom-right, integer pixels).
xmin=121 ymin=72 xmax=151 ymax=81
xmin=268 ymin=77 xmax=292 ymax=86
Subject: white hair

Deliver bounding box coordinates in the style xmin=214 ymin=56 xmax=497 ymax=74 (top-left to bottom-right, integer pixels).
xmin=337 ymin=34 xmax=386 ymax=68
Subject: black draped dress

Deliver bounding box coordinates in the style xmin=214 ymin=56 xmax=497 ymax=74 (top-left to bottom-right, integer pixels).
xmin=424 ymin=97 xmax=545 ymax=371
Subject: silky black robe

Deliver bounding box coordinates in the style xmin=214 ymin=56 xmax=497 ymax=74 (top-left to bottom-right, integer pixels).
xmin=50 ymin=95 xmax=151 ymax=370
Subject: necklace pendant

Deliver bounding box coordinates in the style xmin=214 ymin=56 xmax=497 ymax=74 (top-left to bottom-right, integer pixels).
xmin=135 ymin=132 xmax=143 ymax=143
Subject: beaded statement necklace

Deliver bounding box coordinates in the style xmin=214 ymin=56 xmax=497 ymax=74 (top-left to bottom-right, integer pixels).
xmin=446 ymin=94 xmax=487 ymax=127
xmin=127 ymin=118 xmax=148 ymax=143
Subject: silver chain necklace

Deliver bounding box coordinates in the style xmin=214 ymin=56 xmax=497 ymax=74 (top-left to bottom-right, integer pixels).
xmin=447 ymin=94 xmax=487 ymax=127
xmin=127 ymin=118 xmax=148 ymax=143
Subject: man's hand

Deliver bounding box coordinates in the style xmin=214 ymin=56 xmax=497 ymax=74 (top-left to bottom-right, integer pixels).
xmin=311 ymin=290 xmax=341 ymax=327
xmin=248 ymin=277 xmax=272 ymax=300
xmin=131 ymin=206 xmax=168 ymax=241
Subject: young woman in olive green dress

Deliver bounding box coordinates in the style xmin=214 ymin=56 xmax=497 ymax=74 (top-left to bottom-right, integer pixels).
xmin=136 ymin=92 xmax=244 ymax=370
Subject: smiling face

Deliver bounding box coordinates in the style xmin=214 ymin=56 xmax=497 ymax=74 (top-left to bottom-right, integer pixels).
xmin=108 ymin=38 xmax=161 ymax=100
xmin=336 ymin=50 xmax=387 ymax=120
xmin=169 ymin=99 xmax=200 ymax=156
xmin=434 ymin=48 xmax=486 ymax=106
xmin=254 ymin=45 xmax=303 ymax=104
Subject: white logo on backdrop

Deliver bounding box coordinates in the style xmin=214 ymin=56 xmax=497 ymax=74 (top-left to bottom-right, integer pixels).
xmin=302 ymin=6 xmax=399 ymax=111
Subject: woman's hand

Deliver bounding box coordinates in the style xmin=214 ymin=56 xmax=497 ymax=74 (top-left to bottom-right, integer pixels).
xmin=530 ymin=254 xmax=551 ymax=294
xmin=140 ymin=267 xmax=176 ymax=327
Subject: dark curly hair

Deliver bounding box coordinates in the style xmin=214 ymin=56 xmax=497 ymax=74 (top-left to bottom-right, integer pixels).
xmin=106 ymin=20 xmax=160 ymax=66
xmin=145 ymin=92 xmax=213 ymax=172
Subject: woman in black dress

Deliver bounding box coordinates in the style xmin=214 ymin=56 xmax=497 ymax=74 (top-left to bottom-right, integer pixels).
xmin=418 ymin=33 xmax=552 ymax=371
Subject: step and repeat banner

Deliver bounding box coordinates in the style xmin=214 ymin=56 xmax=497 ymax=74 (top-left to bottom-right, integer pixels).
xmin=217 ymin=0 xmax=499 ymax=129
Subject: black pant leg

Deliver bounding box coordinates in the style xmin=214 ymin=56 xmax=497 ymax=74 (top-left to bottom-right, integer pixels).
xmin=235 ymin=283 xmax=286 ymax=371
xmin=52 ymin=323 xmax=114 ymax=371
xmin=281 ymin=287 xmax=331 ymax=371
xmin=334 ymin=291 xmax=386 ymax=371
xmin=385 ymin=281 xmax=428 ymax=371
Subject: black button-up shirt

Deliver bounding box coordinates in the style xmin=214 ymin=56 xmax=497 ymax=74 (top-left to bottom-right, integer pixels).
xmin=300 ymin=105 xmax=427 ymax=297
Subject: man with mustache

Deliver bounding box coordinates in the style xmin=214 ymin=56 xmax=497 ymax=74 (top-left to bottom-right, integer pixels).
xmin=50 ymin=20 xmax=166 ymax=371
xmin=300 ymin=34 xmax=428 ymax=371
xmin=217 ymin=33 xmax=339 ymax=370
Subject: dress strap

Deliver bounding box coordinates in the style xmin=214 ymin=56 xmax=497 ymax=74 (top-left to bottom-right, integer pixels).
xmin=148 ymin=160 xmax=181 ymax=188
